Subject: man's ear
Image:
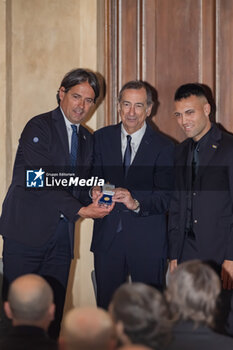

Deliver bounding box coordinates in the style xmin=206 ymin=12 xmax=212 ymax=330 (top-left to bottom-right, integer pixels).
xmin=48 ymin=303 xmax=55 ymax=322
xmin=4 ymin=301 xmax=13 ymax=320
xmin=59 ymin=87 xmax=65 ymax=102
xmin=115 ymin=321 xmax=131 ymax=345
xmin=146 ymin=104 xmax=153 ymax=116
xmin=58 ymin=336 xmax=66 ymax=350
xmin=203 ymin=103 xmax=211 ymax=117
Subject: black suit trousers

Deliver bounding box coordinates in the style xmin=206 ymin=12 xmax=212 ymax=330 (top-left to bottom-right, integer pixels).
xmin=94 ymin=226 xmax=166 ymax=309
xmin=2 ymin=218 xmax=71 ymax=339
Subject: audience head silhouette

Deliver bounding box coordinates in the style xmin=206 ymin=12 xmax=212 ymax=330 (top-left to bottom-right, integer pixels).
xmin=60 ymin=306 xmax=117 ymax=350
xmin=4 ymin=274 xmax=55 ymax=331
xmin=166 ymin=260 xmax=221 ymax=327
xmin=109 ymin=282 xmax=171 ymax=349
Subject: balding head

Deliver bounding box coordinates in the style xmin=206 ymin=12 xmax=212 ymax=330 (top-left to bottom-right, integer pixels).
xmin=62 ymin=307 xmax=117 ymax=350
xmin=4 ymin=274 xmax=55 ymax=330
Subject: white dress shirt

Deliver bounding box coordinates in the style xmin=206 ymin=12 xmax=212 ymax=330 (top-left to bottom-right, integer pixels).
xmin=121 ymin=122 xmax=146 ymax=164
xmin=60 ymin=107 xmax=80 ymax=152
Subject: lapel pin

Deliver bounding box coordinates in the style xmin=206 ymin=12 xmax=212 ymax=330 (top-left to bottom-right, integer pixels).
xmin=83 ymin=135 xmax=86 ymax=140
xmin=33 ymin=137 xmax=39 ymax=143
xmin=212 ymin=144 xmax=217 ymax=149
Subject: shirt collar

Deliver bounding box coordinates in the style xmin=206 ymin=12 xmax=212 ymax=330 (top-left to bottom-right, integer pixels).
xmin=60 ymin=107 xmax=80 ymax=132
xmin=121 ymin=122 xmax=146 ymax=141
xmin=192 ymin=124 xmax=213 ymax=150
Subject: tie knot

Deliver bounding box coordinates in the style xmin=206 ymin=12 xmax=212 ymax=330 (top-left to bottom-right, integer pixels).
xmin=192 ymin=141 xmax=199 ymax=152
xmin=71 ymin=124 xmax=78 ymax=134
xmin=126 ymin=134 xmax=132 ymax=143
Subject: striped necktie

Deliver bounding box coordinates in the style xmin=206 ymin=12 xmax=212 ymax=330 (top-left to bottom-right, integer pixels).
xmin=70 ymin=124 xmax=78 ymax=168
xmin=123 ymin=135 xmax=132 ymax=176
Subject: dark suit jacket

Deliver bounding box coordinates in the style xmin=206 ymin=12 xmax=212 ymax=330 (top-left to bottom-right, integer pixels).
xmin=168 ymin=124 xmax=233 ymax=264
xmin=0 ymin=107 xmax=93 ymax=247
xmin=167 ymin=321 xmax=233 ymax=350
xmin=0 ymin=325 xmax=58 ymax=350
xmin=91 ymin=122 xmax=174 ymax=261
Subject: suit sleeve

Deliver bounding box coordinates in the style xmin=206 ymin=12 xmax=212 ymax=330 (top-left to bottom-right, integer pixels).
xmin=137 ymin=142 xmax=175 ymax=216
xmin=19 ymin=117 xmax=84 ymax=222
xmin=167 ymin=188 xmax=181 ymax=260
xmin=92 ymin=130 xmax=104 ymax=178
xmin=224 ymin=158 xmax=233 ymax=260
xmin=167 ymin=150 xmax=186 ymax=261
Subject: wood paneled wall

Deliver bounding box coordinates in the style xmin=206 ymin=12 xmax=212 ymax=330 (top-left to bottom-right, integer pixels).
xmin=101 ymin=0 xmax=233 ymax=142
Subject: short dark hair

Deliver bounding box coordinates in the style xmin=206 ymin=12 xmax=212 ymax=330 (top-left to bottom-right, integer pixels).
xmin=56 ymin=68 xmax=100 ymax=104
xmin=110 ymin=283 xmax=171 ymax=349
xmin=174 ymin=83 xmax=208 ymax=101
xmin=118 ymin=80 xmax=153 ymax=106
xmin=165 ymin=260 xmax=221 ymax=327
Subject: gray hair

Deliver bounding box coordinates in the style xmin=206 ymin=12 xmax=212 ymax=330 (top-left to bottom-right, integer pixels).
xmin=118 ymin=80 xmax=153 ymax=106
xmin=166 ymin=260 xmax=221 ymax=327
xmin=110 ymin=283 xmax=171 ymax=349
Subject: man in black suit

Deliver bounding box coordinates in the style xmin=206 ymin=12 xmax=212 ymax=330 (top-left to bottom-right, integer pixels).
xmin=166 ymin=260 xmax=233 ymax=350
xmin=0 ymin=68 xmax=113 ymax=338
xmin=92 ymin=80 xmax=174 ymax=309
xmin=1 ymin=274 xmax=57 ymax=350
xmin=168 ymin=83 xmax=233 ymax=333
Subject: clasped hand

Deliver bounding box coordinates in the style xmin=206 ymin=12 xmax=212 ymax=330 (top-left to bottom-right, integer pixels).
xmin=92 ymin=186 xmax=137 ymax=211
xmin=78 ymin=191 xmax=114 ymax=219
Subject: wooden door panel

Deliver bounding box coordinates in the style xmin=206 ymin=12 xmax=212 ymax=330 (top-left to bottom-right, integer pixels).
xmin=100 ymin=0 xmax=233 ymax=140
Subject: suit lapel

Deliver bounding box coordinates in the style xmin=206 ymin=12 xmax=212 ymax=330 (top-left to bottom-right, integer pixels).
xmin=130 ymin=123 xmax=153 ymax=167
xmin=195 ymin=125 xmax=222 ymax=180
xmin=114 ymin=123 xmax=124 ymax=166
xmin=114 ymin=123 xmax=125 ymax=181
xmin=77 ymin=125 xmax=89 ymax=165
xmin=177 ymin=140 xmax=192 ymax=191
xmin=52 ymin=107 xmax=70 ymax=165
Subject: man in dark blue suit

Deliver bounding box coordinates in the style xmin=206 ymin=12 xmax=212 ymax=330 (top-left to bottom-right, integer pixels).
xmin=0 ymin=68 xmax=113 ymax=338
xmin=91 ymin=80 xmax=174 ymax=309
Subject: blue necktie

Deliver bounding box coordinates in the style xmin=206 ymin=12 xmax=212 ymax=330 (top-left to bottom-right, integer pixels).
xmin=123 ymin=135 xmax=132 ymax=176
xmin=70 ymin=124 xmax=78 ymax=169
